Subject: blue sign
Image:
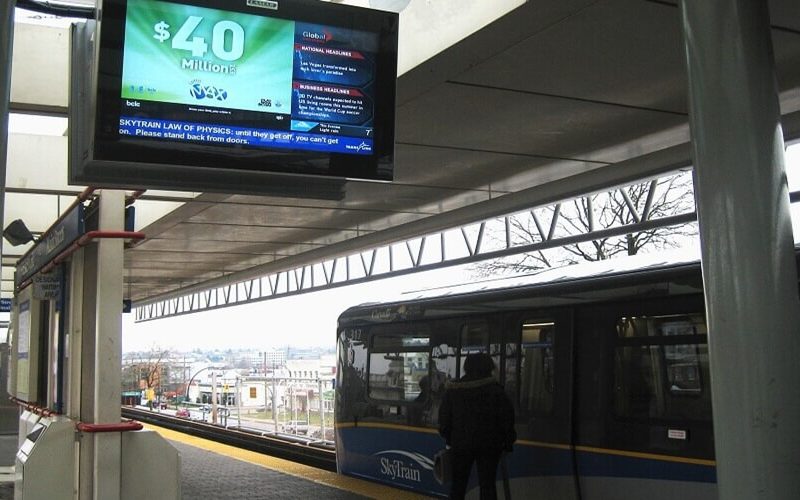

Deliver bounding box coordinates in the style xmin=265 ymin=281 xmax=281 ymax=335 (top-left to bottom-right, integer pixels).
xmin=118 ymin=117 xmax=374 ymax=156
xmin=14 ymin=204 xmax=85 ymax=289
xmin=0 ymin=298 xmax=11 ymax=313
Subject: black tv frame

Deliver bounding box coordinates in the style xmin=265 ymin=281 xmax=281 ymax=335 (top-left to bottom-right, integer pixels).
xmin=69 ymin=0 xmax=398 ymax=195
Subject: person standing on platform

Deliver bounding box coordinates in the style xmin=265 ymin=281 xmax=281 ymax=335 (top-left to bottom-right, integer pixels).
xmin=438 ymin=352 xmax=516 ymax=499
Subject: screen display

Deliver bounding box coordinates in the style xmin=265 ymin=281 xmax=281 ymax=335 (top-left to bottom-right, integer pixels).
xmin=77 ymin=0 xmax=398 ymax=190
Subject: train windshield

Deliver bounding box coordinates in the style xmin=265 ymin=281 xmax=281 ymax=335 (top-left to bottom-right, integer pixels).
xmin=368 ymin=330 xmax=430 ymax=402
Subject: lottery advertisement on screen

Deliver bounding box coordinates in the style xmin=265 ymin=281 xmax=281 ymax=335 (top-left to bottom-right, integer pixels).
xmin=76 ymin=0 xmax=398 ymax=191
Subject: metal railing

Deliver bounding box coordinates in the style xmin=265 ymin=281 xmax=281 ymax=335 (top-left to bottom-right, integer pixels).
xmin=182 ymin=376 xmax=335 ymax=444
xmin=135 ymin=168 xmax=707 ymax=321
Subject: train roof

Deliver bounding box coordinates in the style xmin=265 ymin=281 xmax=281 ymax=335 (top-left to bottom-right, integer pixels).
xmin=341 ymin=248 xmax=704 ymax=317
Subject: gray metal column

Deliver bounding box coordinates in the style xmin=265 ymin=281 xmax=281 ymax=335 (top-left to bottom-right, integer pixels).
xmin=680 ymin=1 xmax=800 ymax=499
xmin=93 ymin=190 xmax=125 ymax=500
xmin=78 ymin=191 xmax=126 ymax=498
xmin=0 ymin=2 xmax=15 ymax=267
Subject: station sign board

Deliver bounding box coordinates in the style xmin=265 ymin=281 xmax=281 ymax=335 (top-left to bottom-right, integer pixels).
xmin=32 ymin=274 xmax=62 ymax=301
xmin=14 ymin=205 xmax=85 ymax=290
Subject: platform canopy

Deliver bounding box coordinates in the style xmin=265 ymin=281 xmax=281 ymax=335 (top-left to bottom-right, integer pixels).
xmin=3 ymin=0 xmax=800 ymax=306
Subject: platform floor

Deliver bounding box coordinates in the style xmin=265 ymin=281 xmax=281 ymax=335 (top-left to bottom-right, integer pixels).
xmin=151 ymin=424 xmax=433 ymax=500
xmin=174 ymin=441 xmax=366 ymax=500
xmin=0 ymin=425 xmax=433 ymax=500
xmin=0 ymin=434 xmax=14 ymax=500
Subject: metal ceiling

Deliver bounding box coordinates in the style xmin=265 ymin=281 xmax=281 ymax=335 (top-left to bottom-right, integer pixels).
xmin=5 ymin=0 xmax=800 ymax=309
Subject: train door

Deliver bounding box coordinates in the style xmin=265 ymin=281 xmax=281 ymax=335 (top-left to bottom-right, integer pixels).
xmin=574 ymin=294 xmax=715 ymax=500
xmin=503 ymin=309 xmax=579 ymax=499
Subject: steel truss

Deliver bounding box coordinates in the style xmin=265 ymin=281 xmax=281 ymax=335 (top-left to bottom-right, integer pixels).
xmin=134 ymin=167 xmax=729 ymax=322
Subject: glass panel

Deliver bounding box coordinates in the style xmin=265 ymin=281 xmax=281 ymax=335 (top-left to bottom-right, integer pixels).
xmin=614 ymin=344 xmax=711 ymax=420
xmin=490 ymin=342 xmax=502 ymax=382
xmin=422 ymin=339 xmax=455 ymax=427
xmin=432 ymin=342 xmax=457 ymax=385
xmin=665 ymin=344 xmax=702 ymax=394
xmin=369 ymin=334 xmax=430 ymax=402
xmin=617 ymin=315 xmax=707 ymax=338
xmin=519 ymin=321 xmax=555 ymax=415
xmin=336 ymin=329 xmax=368 ymax=416
xmin=504 ymin=342 xmax=519 ymax=403
xmin=459 ymin=322 xmax=489 ymax=377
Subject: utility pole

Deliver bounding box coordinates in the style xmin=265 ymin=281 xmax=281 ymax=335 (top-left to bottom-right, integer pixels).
xmin=272 ymin=365 xmax=278 ymax=433
xmin=211 ymin=370 xmax=218 ymax=424
xmin=263 ymin=352 xmax=269 ymax=421
xmin=235 ymin=376 xmax=241 ymax=429
xmin=318 ymin=378 xmax=325 ymax=440
xmin=182 ymin=355 xmax=186 ymax=402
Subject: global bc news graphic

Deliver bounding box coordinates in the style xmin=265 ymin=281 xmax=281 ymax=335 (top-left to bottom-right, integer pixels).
xmin=119 ymin=0 xmax=376 ymax=155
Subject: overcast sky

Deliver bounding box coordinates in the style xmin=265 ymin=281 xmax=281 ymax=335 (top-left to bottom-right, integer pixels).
xmin=121 ymin=265 xmax=476 ymax=352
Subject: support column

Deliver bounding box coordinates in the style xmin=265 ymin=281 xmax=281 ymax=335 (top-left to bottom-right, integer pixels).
xmin=211 ymin=370 xmax=218 ymax=424
xmin=0 ymin=2 xmax=15 ymax=266
xmin=679 ymin=1 xmax=800 ymax=499
xmin=92 ymin=190 xmax=125 ymax=500
xmin=67 ymin=249 xmax=85 ymax=419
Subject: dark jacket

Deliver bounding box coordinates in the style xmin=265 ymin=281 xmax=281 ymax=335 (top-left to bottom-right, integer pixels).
xmin=438 ymin=377 xmax=516 ymax=451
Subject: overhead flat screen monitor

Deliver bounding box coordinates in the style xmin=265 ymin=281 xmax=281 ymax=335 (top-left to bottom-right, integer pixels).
xmin=70 ymin=0 xmax=398 ymax=193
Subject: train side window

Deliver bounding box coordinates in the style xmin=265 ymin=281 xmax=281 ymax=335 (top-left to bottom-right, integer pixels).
xmin=368 ymin=333 xmax=430 ymax=402
xmin=458 ymin=321 xmax=501 ymax=380
xmin=614 ymin=314 xmax=711 ymax=421
xmin=432 ymin=342 xmax=457 ymax=384
xmin=504 ymin=342 xmax=519 ymax=404
xmin=519 ymin=320 xmax=555 ymax=415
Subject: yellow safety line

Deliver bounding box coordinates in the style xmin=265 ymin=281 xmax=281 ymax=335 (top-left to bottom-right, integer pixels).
xmin=142 ymin=423 xmax=431 ymax=500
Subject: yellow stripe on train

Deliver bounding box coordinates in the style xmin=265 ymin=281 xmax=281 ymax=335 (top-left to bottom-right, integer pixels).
xmin=335 ymin=421 xmax=716 ymax=467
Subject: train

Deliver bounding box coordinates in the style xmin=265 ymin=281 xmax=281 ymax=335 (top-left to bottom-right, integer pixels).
xmin=334 ymin=253 xmax=721 ymax=499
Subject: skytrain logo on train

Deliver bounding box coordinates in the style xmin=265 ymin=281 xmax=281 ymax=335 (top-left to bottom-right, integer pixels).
xmin=369 ymin=304 xmax=422 ymax=322
xmin=373 ymin=450 xmax=433 ymax=483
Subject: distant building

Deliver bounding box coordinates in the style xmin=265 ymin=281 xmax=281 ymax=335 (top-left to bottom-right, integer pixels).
xmin=285 ymin=355 xmax=335 ymax=381
xmin=244 ymin=350 xmax=287 ymax=373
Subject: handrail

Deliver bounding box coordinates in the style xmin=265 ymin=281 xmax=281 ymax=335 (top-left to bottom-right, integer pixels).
xmin=9 ymin=396 xmax=59 ymax=417
xmin=76 ymin=421 xmax=143 ymax=433
xmin=9 ymin=397 xmax=144 ymax=432
xmin=125 ymin=190 xmax=147 ymax=206
xmin=18 ymin=230 xmax=146 ymax=290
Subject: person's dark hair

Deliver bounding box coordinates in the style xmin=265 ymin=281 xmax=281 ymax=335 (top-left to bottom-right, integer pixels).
xmin=463 ymin=352 xmax=494 ymax=378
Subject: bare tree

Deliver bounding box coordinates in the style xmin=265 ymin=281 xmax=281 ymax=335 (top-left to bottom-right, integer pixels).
xmin=474 ymin=171 xmax=697 ymax=276
xmin=121 ymin=346 xmax=171 ymax=407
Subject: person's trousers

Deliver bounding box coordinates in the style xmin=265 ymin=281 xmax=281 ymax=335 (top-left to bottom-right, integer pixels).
xmin=449 ymin=448 xmax=503 ymax=500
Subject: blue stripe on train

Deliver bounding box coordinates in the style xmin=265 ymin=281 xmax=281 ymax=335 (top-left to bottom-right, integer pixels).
xmin=336 ymin=425 xmax=716 ymax=493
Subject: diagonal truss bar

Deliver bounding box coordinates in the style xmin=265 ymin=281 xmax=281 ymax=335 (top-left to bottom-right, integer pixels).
xmin=133 ymin=167 xmax=725 ymax=322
